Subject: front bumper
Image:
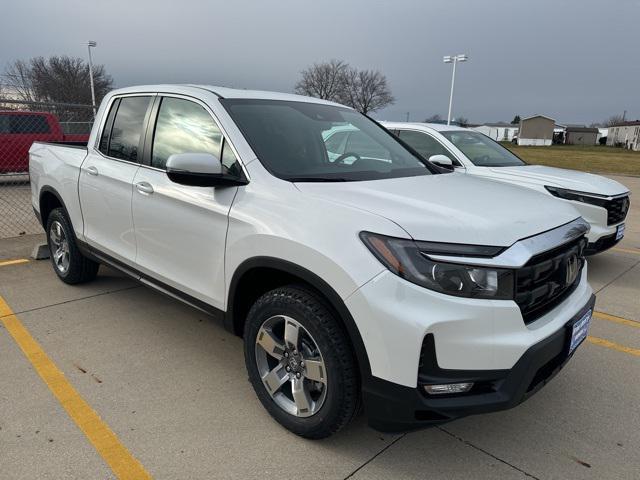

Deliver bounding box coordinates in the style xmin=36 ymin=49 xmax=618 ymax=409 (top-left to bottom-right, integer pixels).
xmin=563 ymin=199 xmax=627 ymax=251
xmin=363 ymin=294 xmax=596 ymax=432
xmin=585 ymin=231 xmax=622 ymax=255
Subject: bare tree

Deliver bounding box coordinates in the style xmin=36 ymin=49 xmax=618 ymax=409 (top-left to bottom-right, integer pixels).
xmin=424 ymin=114 xmax=443 ymax=123
xmin=295 ymin=60 xmax=394 ymax=114
xmin=342 ymin=68 xmax=394 ymax=115
xmin=603 ymin=114 xmax=625 ymax=127
xmin=3 ymin=59 xmax=35 ymax=102
xmin=455 ymin=116 xmax=469 ymax=126
xmin=294 ymin=59 xmax=349 ymax=103
xmin=4 ymin=56 xmax=113 ymax=105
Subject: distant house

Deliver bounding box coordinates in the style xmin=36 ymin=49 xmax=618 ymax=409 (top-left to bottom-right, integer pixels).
xmin=517 ymin=115 xmax=555 ymax=146
xmin=471 ymin=122 xmax=518 ymax=142
xmin=597 ymin=128 xmax=608 ymax=143
xmin=607 ymin=121 xmax=640 ymax=151
xmin=565 ymin=126 xmax=599 ymax=145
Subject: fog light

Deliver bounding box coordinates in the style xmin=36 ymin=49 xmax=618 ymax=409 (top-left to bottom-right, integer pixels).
xmin=424 ymin=382 xmax=473 ymax=395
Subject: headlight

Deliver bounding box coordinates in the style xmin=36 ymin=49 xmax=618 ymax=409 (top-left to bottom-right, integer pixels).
xmin=360 ymin=232 xmax=514 ymax=300
xmin=545 ymin=186 xmax=608 ymax=206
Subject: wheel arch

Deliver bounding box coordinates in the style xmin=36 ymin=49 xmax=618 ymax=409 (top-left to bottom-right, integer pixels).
xmin=226 ymin=256 xmax=372 ymax=380
xmin=38 ymin=186 xmax=69 ymax=227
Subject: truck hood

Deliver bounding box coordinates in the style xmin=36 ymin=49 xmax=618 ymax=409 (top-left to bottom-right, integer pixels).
xmin=295 ymin=173 xmax=582 ymax=247
xmin=472 ymin=165 xmax=629 ymax=196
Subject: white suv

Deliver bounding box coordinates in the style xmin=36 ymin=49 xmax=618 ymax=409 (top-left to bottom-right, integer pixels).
xmin=380 ymin=122 xmax=630 ymax=254
xmin=30 ymin=85 xmax=594 ymax=438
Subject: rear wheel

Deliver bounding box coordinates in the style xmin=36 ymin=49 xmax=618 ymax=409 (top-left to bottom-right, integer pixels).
xmin=46 ymin=208 xmax=99 ymax=284
xmin=244 ymin=285 xmax=360 ymax=438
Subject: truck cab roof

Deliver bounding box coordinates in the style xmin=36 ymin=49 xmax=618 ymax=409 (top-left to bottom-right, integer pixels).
xmin=106 ymin=84 xmax=348 ymax=107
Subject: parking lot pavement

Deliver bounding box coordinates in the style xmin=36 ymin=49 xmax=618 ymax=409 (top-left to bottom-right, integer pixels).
xmin=0 ymin=176 xmax=638 ymax=480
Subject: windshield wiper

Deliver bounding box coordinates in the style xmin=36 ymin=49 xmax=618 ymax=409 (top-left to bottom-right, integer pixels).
xmin=287 ymin=177 xmax=352 ymax=182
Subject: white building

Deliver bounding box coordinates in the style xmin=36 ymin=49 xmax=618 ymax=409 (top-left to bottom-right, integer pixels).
xmin=471 ymin=122 xmax=519 ymax=142
xmin=597 ymin=128 xmax=608 ymax=144
xmin=607 ymin=121 xmax=640 ymax=151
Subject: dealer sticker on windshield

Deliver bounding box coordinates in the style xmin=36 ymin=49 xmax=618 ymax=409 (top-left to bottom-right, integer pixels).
xmin=616 ymin=224 xmax=625 ymax=241
xmin=569 ymin=309 xmax=592 ymax=354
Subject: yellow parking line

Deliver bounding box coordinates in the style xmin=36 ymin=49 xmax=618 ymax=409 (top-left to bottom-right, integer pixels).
xmin=0 ymin=258 xmax=29 ymax=267
xmin=0 ymin=296 xmax=152 ymax=480
xmin=587 ymin=336 xmax=640 ymax=357
xmin=594 ymin=311 xmax=640 ymax=329
xmin=612 ymin=246 xmax=640 ymax=255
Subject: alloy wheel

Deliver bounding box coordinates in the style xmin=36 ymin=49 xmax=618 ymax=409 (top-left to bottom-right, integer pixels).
xmin=49 ymin=220 xmax=70 ymax=274
xmin=254 ymin=315 xmax=328 ymax=417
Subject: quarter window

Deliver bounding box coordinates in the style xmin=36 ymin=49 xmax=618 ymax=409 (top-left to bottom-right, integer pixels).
xmin=108 ymin=96 xmax=151 ymax=162
xmin=220 ymin=139 xmax=242 ymax=177
xmin=151 ymin=97 xmax=222 ymax=170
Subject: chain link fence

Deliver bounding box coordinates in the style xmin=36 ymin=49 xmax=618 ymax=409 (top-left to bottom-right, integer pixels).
xmin=0 ymin=99 xmax=93 ymax=239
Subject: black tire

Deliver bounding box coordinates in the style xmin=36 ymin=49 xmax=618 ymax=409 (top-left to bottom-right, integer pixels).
xmin=244 ymin=285 xmax=360 ymax=439
xmin=45 ymin=208 xmax=99 ymax=284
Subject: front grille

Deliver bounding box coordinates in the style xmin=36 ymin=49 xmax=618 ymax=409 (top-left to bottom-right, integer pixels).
xmin=515 ymin=237 xmax=587 ymax=324
xmin=605 ymin=195 xmax=630 ymax=225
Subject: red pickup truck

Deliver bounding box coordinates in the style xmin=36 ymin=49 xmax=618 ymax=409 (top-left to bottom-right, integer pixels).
xmin=0 ymin=111 xmax=90 ymax=173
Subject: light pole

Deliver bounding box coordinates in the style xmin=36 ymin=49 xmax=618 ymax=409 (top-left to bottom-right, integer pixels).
xmin=87 ymin=41 xmax=97 ymax=116
xmin=443 ymin=54 xmax=468 ymax=125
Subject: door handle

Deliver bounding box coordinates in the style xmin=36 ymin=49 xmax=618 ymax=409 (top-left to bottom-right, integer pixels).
xmin=86 ymin=166 xmax=99 ymax=176
xmin=135 ymin=181 xmax=154 ymax=195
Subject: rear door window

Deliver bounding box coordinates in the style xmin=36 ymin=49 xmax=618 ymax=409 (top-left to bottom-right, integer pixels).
xmin=108 ymin=96 xmax=152 ymax=162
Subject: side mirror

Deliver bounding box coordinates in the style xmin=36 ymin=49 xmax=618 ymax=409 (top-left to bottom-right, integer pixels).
xmin=165 ymin=153 xmax=246 ymax=187
xmin=429 ymin=154 xmax=454 ymax=170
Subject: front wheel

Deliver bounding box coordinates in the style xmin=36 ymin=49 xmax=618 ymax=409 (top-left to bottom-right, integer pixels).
xmin=244 ymin=286 xmax=360 ymax=438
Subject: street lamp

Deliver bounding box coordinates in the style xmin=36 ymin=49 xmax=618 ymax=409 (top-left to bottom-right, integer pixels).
xmin=443 ymin=53 xmax=468 ymax=126
xmin=87 ymin=41 xmax=97 ymax=116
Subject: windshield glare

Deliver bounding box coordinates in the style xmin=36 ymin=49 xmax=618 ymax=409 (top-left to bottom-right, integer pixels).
xmin=441 ymin=131 xmax=525 ymax=167
xmin=221 ymin=99 xmax=432 ymax=181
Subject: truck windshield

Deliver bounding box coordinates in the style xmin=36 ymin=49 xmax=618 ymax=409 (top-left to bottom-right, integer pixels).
xmin=221 ymin=99 xmax=433 ymax=182
xmin=441 ymin=131 xmax=526 ymax=167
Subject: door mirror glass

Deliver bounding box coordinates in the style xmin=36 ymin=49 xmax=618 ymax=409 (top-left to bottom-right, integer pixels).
xmin=429 ymin=154 xmax=454 ymax=169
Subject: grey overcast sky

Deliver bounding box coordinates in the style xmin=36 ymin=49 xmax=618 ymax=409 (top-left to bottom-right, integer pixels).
xmin=2 ymin=0 xmax=639 ymax=124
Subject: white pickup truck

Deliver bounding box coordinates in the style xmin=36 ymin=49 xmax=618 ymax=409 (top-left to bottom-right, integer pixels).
xmin=30 ymin=85 xmax=594 ymax=438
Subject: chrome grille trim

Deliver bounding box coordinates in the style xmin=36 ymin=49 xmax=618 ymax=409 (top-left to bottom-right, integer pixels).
xmin=426 ymin=217 xmax=590 ymax=268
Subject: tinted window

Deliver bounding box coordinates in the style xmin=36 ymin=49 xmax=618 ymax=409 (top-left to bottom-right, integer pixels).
xmin=98 ymin=99 xmax=119 ymax=153
xmin=108 ymin=96 xmax=151 ymax=162
xmin=441 ymin=130 xmax=525 ymax=167
xmin=344 ymin=131 xmax=390 ymax=159
xmin=151 ymin=97 xmax=222 ymax=170
xmin=0 ymin=114 xmax=51 ymax=134
xmin=220 ymin=139 xmax=242 ymax=177
xmin=324 ymin=130 xmax=349 ymax=154
xmin=398 ymin=130 xmax=458 ymax=165
xmin=223 ymin=99 xmax=431 ymax=182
